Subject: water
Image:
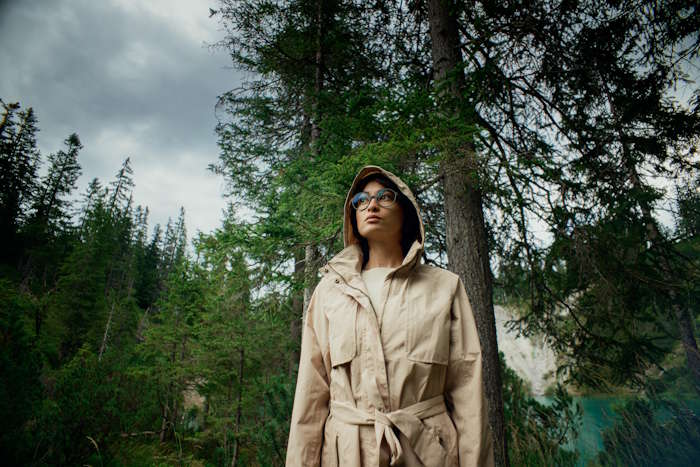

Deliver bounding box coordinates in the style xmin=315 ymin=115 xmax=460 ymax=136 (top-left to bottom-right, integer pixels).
xmin=533 ymin=395 xmax=628 ymax=464
xmin=497 ymin=306 xmax=622 ymax=463
xmin=571 ymin=396 xmax=627 ymax=465
xmin=538 ymin=395 xmax=700 ymax=465
xmin=495 ymin=305 xmax=700 ymax=464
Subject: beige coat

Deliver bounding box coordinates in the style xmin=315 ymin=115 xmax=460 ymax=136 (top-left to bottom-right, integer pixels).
xmin=286 ymin=166 xmax=494 ymax=466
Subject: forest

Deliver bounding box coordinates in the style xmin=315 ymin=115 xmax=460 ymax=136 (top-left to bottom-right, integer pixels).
xmin=1 ymin=0 xmax=699 ymax=465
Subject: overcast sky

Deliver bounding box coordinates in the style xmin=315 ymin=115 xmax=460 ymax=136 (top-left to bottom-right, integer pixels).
xmin=0 ymin=0 xmax=238 ymax=238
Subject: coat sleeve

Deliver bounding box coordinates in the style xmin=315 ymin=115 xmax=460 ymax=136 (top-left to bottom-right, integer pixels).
xmin=445 ymin=277 xmax=495 ymax=467
xmin=285 ymin=287 xmax=330 ymax=466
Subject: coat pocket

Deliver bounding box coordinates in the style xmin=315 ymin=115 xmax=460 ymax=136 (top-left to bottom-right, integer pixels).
xmin=321 ymin=417 xmax=339 ymax=467
xmin=425 ymin=412 xmax=459 ymax=466
xmin=405 ymin=295 xmax=451 ymax=365
xmin=326 ymin=297 xmax=357 ymax=367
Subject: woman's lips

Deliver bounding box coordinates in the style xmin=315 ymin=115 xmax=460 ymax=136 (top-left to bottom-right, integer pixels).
xmin=366 ymin=215 xmax=381 ymax=222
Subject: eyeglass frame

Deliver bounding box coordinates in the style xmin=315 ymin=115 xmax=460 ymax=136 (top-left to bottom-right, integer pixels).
xmin=351 ymin=188 xmax=398 ymax=211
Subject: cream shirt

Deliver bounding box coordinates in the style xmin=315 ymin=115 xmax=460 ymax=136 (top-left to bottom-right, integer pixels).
xmin=360 ymin=266 xmax=394 ymax=315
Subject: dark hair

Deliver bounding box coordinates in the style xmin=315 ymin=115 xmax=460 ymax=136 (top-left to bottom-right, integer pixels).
xmin=349 ymin=173 xmax=420 ymax=267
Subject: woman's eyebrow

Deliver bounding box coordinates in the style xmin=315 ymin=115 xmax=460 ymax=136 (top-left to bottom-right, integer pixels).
xmin=361 ymin=188 xmax=387 ymax=196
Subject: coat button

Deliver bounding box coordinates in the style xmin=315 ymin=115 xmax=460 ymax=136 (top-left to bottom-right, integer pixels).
xmin=334 ymin=278 xmax=340 ymax=284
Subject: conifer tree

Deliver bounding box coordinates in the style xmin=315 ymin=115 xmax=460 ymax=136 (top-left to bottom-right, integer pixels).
xmin=108 ymin=157 xmax=135 ymax=217
xmin=31 ymin=133 xmax=82 ymax=233
xmin=213 ymin=0 xmax=409 ymax=378
xmin=194 ymin=232 xmax=252 ymax=465
xmin=21 ymin=133 xmax=83 ymax=290
xmin=0 ymin=101 xmax=41 ymax=265
xmin=139 ymin=259 xmax=200 ymax=442
xmin=470 ymin=0 xmax=700 ymax=393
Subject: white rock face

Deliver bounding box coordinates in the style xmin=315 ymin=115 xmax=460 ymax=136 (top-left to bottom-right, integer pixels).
xmin=494 ymin=305 xmax=558 ymax=395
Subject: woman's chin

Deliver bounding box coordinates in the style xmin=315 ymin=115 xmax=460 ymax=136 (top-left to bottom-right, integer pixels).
xmin=361 ymin=230 xmax=400 ymax=244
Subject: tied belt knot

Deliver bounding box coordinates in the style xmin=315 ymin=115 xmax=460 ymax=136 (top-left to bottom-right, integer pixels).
xmin=330 ymin=395 xmax=447 ymax=466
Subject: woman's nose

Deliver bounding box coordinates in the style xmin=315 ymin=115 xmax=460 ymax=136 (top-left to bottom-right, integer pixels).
xmin=367 ymin=197 xmax=380 ymax=210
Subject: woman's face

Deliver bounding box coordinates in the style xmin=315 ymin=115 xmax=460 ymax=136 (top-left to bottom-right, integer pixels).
xmin=355 ymin=180 xmax=404 ymax=245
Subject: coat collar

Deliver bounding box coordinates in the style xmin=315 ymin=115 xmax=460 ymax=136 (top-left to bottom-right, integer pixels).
xmin=321 ymin=239 xmax=422 ymax=286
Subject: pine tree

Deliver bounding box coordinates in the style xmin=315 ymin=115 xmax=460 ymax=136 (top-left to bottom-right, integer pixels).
xmin=0 ymin=101 xmax=41 ymax=266
xmin=477 ymin=0 xmax=700 ymax=393
xmin=108 ymin=157 xmax=135 ymax=217
xmin=139 ymin=260 xmax=201 ymax=442
xmin=31 ymin=133 xmax=82 ymax=233
xmin=193 ymin=223 xmax=296 ymax=464
xmin=213 ymin=0 xmax=409 ymax=377
xmin=21 ymin=133 xmax=83 ymax=291
xmin=194 ymin=233 xmax=251 ymax=465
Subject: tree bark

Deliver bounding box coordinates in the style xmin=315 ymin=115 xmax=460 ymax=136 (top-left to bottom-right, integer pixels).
xmin=231 ymin=348 xmax=244 ymax=467
xmin=303 ymin=244 xmax=319 ymax=319
xmin=295 ymin=0 xmax=324 ymax=361
xmin=159 ymin=403 xmax=169 ymax=443
xmin=98 ymin=300 xmax=115 ymax=361
xmin=290 ymin=248 xmax=304 ymax=375
xmin=426 ymin=0 xmax=509 ymax=465
xmin=303 ymin=0 xmax=324 ymax=316
xmin=310 ymin=0 xmax=324 ymax=148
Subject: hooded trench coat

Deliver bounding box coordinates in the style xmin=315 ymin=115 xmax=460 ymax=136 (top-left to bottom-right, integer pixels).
xmin=286 ymin=166 xmax=494 ymax=467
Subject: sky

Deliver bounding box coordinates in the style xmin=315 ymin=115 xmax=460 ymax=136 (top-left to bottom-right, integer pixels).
xmin=0 ymin=0 xmax=239 ymax=238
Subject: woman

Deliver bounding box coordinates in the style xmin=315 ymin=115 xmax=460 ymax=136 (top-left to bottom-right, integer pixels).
xmin=286 ymin=165 xmax=494 ymax=466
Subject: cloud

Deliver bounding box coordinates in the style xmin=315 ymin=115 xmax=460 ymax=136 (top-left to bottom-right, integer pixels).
xmin=0 ymin=0 xmax=239 ymax=237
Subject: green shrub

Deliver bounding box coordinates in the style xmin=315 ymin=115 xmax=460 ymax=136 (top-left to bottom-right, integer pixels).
xmin=501 ymin=353 xmax=581 ymax=466
xmin=595 ymin=398 xmax=700 ymax=466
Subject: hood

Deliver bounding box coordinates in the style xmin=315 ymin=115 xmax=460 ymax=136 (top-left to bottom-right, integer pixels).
xmin=322 ymin=166 xmax=425 ymax=280
xmin=342 ymin=165 xmax=424 ymax=249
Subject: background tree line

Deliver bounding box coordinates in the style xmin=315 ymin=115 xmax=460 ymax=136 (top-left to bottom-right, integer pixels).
xmin=1 ymin=0 xmax=699 ymax=465
xmin=0 ymin=99 xmax=293 ymax=465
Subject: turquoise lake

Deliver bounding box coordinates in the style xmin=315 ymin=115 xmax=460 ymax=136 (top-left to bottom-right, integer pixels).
xmin=535 ymin=395 xmax=625 ymax=465
xmin=536 ymin=396 xmax=700 ymax=465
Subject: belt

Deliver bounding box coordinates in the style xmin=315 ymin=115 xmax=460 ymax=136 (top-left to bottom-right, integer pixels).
xmin=329 ymin=395 xmax=447 ymax=466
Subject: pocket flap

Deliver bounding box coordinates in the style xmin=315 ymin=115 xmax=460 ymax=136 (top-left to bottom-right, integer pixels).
xmin=326 ymin=300 xmax=357 ymax=367
xmin=406 ymin=298 xmax=451 ymax=365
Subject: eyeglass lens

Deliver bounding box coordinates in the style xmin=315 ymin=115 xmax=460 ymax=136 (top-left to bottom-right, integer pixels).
xmin=352 ymin=188 xmax=396 ymax=210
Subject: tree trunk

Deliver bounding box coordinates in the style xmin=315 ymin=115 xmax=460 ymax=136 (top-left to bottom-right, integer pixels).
xmin=98 ymin=300 xmax=116 ymax=361
xmin=290 ymin=248 xmax=304 ymax=375
xmin=159 ymin=403 xmax=169 ymax=443
xmin=310 ymin=0 xmax=324 ymax=148
xmin=231 ymin=348 xmax=244 ymax=467
xmin=675 ymin=303 xmax=700 ymax=391
xmin=303 ymin=244 xmax=319 ymax=320
xmin=294 ymin=0 xmax=324 ymax=369
xmin=302 ymin=0 xmax=324 ymax=316
xmin=426 ymin=1 xmax=509 ymax=465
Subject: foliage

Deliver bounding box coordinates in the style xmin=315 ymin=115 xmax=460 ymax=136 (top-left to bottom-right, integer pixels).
xmin=595 ymin=397 xmax=700 ymax=466
xmin=500 ymin=353 xmax=581 ymax=466
xmin=0 ymin=279 xmax=42 ymax=464
xmin=248 ymin=373 xmax=296 ymax=466
xmin=0 ymin=101 xmax=189 ymax=465
xmin=467 ymin=0 xmax=700 ymax=392
xmin=26 ymin=348 xmax=161 ymax=466
xmin=0 ymin=99 xmax=41 ymax=265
